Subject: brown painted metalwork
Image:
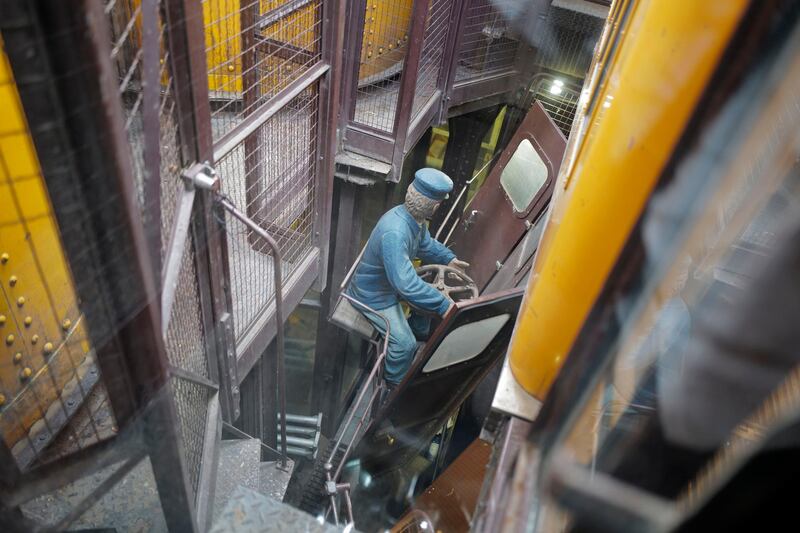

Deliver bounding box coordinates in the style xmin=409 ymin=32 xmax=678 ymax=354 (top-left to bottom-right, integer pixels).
xmin=448 ymin=102 xmax=566 ymax=290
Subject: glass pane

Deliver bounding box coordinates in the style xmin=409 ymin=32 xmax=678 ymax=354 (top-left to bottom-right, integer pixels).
xmin=423 ymin=313 xmax=511 ymax=372
xmin=501 ymin=138 xmax=549 ymax=212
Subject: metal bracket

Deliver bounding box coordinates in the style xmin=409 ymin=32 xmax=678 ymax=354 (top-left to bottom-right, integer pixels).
xmin=218 ymin=312 xmax=240 ymax=420
xmin=162 ymin=162 xmax=220 ymax=336
xmin=181 ymin=161 xmax=220 ymax=191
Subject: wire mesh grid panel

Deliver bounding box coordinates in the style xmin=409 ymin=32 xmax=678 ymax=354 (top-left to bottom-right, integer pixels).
xmin=217 ymin=83 xmax=320 ymax=344
xmin=410 ymin=0 xmax=454 ymax=119
xmin=351 ymin=0 xmax=414 ymax=132
xmin=106 ymin=0 xmax=212 ymax=506
xmin=532 ymin=77 xmax=579 ymax=138
xmin=454 ymin=0 xmax=521 ymax=83
xmin=171 ymin=376 xmax=211 ymax=496
xmin=106 ymin=0 xmax=212 ymax=378
xmin=0 ymin=41 xmax=113 ymax=471
xmin=203 ymin=0 xmax=323 ymax=142
xmin=107 ymin=0 xmax=149 ymax=223
xmin=532 ymin=6 xmax=604 ymax=81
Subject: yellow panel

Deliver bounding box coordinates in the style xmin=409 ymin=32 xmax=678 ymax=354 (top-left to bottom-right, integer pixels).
xmin=0 ymin=133 xmax=40 ymax=178
xmin=0 ymin=39 xmax=91 ymax=449
xmin=0 ymin=84 xmax=25 ymax=136
xmin=508 ymin=0 xmax=748 ymax=398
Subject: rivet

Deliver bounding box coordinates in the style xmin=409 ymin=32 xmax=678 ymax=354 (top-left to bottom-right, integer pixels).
xmin=13 ymin=352 xmax=22 ymax=364
xmin=5 ymin=334 xmax=14 ymax=345
xmin=43 ymin=342 xmax=54 ymax=354
xmin=8 ymin=275 xmax=17 ymax=287
xmin=388 ymin=43 xmax=394 ymax=50
xmin=227 ymin=64 xmax=235 ymax=72
xmin=369 ymin=30 xmax=374 ymax=35
xmin=16 ymin=296 xmax=25 ymax=307
xmin=62 ymin=319 xmax=72 ymax=331
xmin=396 ymin=39 xmax=401 ymax=46
xmin=367 ymin=41 xmax=372 ymax=46
xmin=24 ymin=316 xmax=32 ymax=327
xmin=20 ymin=367 xmax=32 ymax=380
xmin=404 ymin=34 xmax=408 ymax=40
xmin=0 ymin=315 xmax=5 ymax=325
xmin=378 ymin=47 xmax=384 ymax=54
xmin=0 ymin=253 xmax=8 ymax=264
xmin=159 ymin=58 xmax=164 ymax=65
xmin=31 ymin=334 xmax=39 ymax=345
xmin=0 ymin=393 xmax=5 ymax=406
xmin=367 ymin=52 xmax=373 ymax=58
xmin=370 ymin=17 xmax=375 ymax=22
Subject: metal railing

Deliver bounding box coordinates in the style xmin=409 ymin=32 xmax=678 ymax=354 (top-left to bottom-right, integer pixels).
xmin=160 ymin=164 xmax=293 ymax=466
xmin=322 ymin=287 xmax=391 ymax=526
xmin=216 ymin=194 xmax=290 ymax=466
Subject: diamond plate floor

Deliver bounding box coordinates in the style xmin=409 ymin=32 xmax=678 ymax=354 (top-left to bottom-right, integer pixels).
xmin=214 ymin=439 xmax=262 ymax=517
xmin=211 ymin=486 xmax=342 ymax=533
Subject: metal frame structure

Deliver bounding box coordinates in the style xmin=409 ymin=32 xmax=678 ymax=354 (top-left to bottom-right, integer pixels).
xmin=1 ymin=0 xmax=347 ymax=529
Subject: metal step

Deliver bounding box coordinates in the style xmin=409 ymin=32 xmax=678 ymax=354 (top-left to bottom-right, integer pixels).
xmin=211 ymin=485 xmax=342 ymax=533
xmin=259 ymin=459 xmax=295 ymax=502
xmin=21 ymin=457 xmax=167 ymax=532
xmin=213 ymin=438 xmax=262 ymax=517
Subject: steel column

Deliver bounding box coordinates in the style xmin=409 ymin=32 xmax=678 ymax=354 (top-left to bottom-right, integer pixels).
xmin=142 ymin=0 xmax=163 ymax=286
xmin=164 ymin=0 xmax=237 ymax=420
xmin=4 ymin=2 xmax=200 ymax=530
xmin=389 ymin=0 xmax=434 ymax=180
xmin=314 ymin=0 xmax=348 ymax=290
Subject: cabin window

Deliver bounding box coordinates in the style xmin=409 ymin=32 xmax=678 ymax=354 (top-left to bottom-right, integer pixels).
xmin=423 ymin=313 xmax=511 ymax=373
xmin=500 ymin=138 xmax=548 ymax=212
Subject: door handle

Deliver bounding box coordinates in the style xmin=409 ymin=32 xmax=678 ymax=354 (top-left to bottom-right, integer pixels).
xmin=464 ymin=209 xmax=481 ymax=229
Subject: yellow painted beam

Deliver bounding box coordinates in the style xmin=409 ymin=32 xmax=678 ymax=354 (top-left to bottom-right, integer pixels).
xmin=508 ymin=0 xmax=749 ymax=398
xmin=0 ymin=39 xmax=91 ymax=449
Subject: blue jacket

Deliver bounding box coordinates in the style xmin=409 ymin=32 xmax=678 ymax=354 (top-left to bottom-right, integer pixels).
xmin=348 ymin=205 xmax=456 ymax=315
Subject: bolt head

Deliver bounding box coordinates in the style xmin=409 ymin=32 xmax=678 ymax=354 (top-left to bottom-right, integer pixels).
xmin=0 ymin=253 xmax=8 ymax=264
xmin=21 ymin=367 xmax=32 ymax=380
xmin=9 ymin=275 xmax=17 ymax=286
xmin=24 ymin=316 xmax=32 ymax=327
xmin=13 ymin=352 xmax=22 ymax=363
xmin=31 ymin=335 xmax=39 ymax=344
xmin=43 ymin=342 xmax=54 ymax=354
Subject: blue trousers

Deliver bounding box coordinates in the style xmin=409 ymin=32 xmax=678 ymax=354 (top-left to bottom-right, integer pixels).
xmin=363 ymin=303 xmax=431 ymax=385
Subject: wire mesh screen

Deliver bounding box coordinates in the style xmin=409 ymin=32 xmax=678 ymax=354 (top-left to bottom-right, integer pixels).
xmin=351 ymin=0 xmax=413 ymax=132
xmin=217 ymin=83 xmax=320 ymax=343
xmin=203 ymin=0 xmax=323 ymax=142
xmin=532 ymin=77 xmax=579 ymax=138
xmin=410 ymin=0 xmax=454 ymax=119
xmin=172 ymin=376 xmax=210 ymax=495
xmin=106 ymin=0 xmax=211 ymax=501
xmin=0 ymin=39 xmax=112 ymax=471
xmin=533 ymin=6 xmax=604 ymax=80
xmin=107 ymin=0 xmax=149 ymax=224
xmin=454 ymin=0 xmax=520 ymax=83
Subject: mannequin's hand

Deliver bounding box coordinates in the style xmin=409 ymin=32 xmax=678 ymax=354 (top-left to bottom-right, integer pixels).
xmin=448 ymin=258 xmax=470 ymax=274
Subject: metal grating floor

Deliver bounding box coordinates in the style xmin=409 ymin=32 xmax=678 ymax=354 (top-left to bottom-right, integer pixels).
xmin=353 ymin=82 xmax=401 ymax=132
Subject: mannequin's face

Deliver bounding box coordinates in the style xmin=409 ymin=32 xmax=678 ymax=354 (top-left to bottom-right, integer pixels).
xmin=405 ymin=185 xmax=442 ymax=221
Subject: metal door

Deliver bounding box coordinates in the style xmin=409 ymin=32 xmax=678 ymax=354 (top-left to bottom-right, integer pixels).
xmin=448 ymin=102 xmax=566 ymax=290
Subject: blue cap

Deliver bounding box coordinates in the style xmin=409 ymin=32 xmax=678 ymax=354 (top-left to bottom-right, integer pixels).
xmin=412 ymin=168 xmax=453 ymax=201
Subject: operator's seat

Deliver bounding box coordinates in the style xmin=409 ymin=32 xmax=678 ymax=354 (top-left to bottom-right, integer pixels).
xmin=329 ymin=246 xmax=378 ymax=339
